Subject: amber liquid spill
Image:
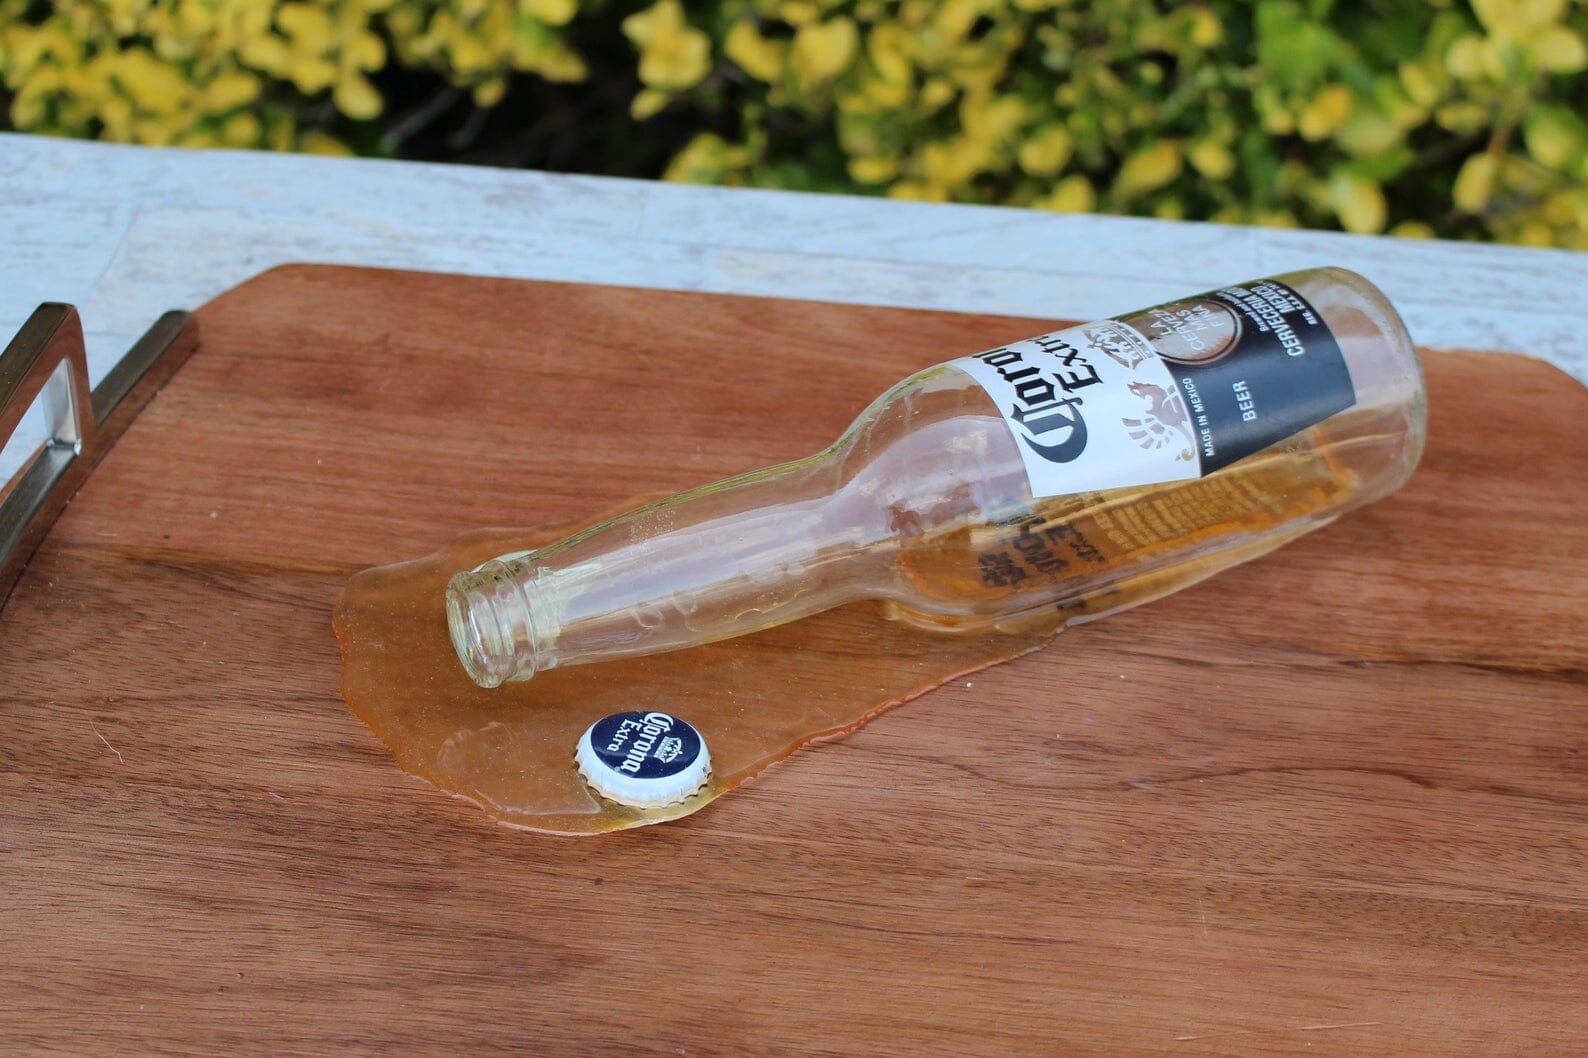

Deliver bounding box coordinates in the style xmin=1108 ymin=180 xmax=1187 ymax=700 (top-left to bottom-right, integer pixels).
xmin=335 ymin=432 xmax=1357 ymax=836
xmin=333 ymin=506 xmax=1064 ymax=836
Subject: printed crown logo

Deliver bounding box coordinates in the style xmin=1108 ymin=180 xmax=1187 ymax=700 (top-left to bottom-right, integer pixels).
xmin=1084 ymin=324 xmax=1150 ymax=371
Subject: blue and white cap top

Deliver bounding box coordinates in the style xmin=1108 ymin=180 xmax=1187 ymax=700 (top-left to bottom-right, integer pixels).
xmin=576 ymin=711 xmax=711 ymax=808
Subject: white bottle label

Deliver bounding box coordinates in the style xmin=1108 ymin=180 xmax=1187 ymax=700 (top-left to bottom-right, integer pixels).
xmin=950 ymin=320 xmax=1197 ymax=497
xmin=949 ymin=280 xmax=1356 ymax=497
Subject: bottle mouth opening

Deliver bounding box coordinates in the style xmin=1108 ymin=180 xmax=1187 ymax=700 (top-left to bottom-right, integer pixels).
xmin=446 ymin=564 xmax=539 ymax=688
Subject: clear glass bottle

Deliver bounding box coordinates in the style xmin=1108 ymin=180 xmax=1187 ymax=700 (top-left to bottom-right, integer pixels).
xmin=448 ymin=268 xmax=1426 ymax=688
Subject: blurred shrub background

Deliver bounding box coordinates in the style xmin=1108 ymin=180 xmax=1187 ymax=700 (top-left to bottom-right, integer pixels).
xmin=3 ymin=0 xmax=1586 ymax=248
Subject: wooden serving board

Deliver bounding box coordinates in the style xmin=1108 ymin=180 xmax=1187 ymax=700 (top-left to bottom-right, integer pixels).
xmin=1 ymin=265 xmax=1583 ymax=1057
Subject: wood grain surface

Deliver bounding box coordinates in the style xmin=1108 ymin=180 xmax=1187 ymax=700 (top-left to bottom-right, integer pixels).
xmin=1 ymin=264 xmax=1584 ymax=1057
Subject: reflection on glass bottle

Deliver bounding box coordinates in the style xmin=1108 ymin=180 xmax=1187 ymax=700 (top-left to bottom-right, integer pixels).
xmin=448 ymin=267 xmax=1427 ymax=688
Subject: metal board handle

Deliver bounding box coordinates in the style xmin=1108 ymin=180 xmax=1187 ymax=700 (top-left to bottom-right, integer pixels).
xmin=0 ymin=305 xmax=198 ymax=609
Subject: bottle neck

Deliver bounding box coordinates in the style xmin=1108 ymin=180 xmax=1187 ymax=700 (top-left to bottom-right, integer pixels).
xmin=448 ymin=455 xmax=872 ymax=686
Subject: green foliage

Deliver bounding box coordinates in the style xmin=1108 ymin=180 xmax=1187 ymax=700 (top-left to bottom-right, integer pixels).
xmin=3 ymin=0 xmax=1586 ymax=248
xmin=657 ymin=0 xmax=1588 ymax=248
xmin=0 ymin=0 xmax=585 ymax=151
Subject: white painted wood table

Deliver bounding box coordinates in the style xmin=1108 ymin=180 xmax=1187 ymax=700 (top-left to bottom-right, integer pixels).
xmin=2 ymin=131 xmax=1585 ymax=475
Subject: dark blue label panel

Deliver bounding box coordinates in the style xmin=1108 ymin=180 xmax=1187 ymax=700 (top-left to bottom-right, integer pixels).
xmin=1121 ymin=280 xmax=1356 ymax=473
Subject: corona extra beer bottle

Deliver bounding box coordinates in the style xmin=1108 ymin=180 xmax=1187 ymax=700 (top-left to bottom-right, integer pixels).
xmin=449 ymin=267 xmax=1426 ymax=688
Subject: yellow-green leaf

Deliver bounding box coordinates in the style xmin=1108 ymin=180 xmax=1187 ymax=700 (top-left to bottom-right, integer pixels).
xmin=1470 ymin=0 xmax=1565 ymax=34
xmin=630 ymin=86 xmax=670 ymax=120
xmin=1337 ymin=112 xmax=1402 ymax=156
xmin=1330 ymin=171 xmax=1387 ymax=234
xmin=333 ymin=71 xmax=381 ymax=119
xmin=1018 ymin=123 xmax=1073 ymax=177
xmin=960 ymin=91 xmax=1027 ymax=146
xmin=779 ymin=0 xmax=820 ymax=26
xmin=1398 ymin=61 xmax=1442 ymax=108
xmin=277 ymin=3 xmax=335 ymax=55
xmin=286 ymin=54 xmax=336 ymax=94
xmin=726 ymin=21 xmax=786 ymax=83
xmin=474 ymin=77 xmax=507 ymax=107
xmin=1034 ymin=174 xmax=1095 ymax=213
xmin=1453 ymin=153 xmax=1499 ymax=213
xmin=301 ymin=130 xmax=354 ymax=156
xmin=1186 ymin=7 xmax=1222 ymax=48
xmin=866 ymin=23 xmax=912 ymax=85
xmin=538 ymin=46 xmax=587 ymax=82
xmin=98 ymin=95 xmax=134 ymax=140
xmin=622 ymin=1 xmax=685 ymax=49
xmin=920 ymin=138 xmax=981 ymax=186
xmin=220 ymin=111 xmax=262 ymax=146
xmin=1524 ymin=107 xmax=1586 ymax=170
xmin=114 ymin=48 xmax=189 ymax=112
xmin=1297 ymin=83 xmax=1354 ymax=141
xmin=1446 ymin=34 xmax=1488 ymax=80
xmin=348 ymin=31 xmax=386 ymax=71
xmin=202 ymin=70 xmax=260 ymax=112
xmin=239 ymin=34 xmax=291 ymax=74
xmin=664 ymin=131 xmax=751 ymax=183
xmin=1188 ymin=138 xmax=1235 ymax=180
xmin=848 ymin=155 xmax=899 ymax=183
xmin=637 ymin=27 xmax=711 ymax=91
xmin=792 ymin=17 xmax=859 ymax=86
xmin=1115 ymin=141 xmax=1182 ymax=197
xmin=1515 ymin=220 xmax=1555 ymax=247
xmin=1531 ymin=24 xmax=1587 ymax=73
xmin=1389 ymin=220 xmax=1435 ymax=239
xmin=919 ymin=77 xmax=954 ymax=111
xmin=526 ymin=0 xmax=577 ymax=27
xmin=887 ymin=180 xmax=950 ymax=202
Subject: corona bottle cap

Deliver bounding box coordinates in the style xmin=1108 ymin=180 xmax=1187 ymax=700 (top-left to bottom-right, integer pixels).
xmin=576 ymin=711 xmax=711 ymax=808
